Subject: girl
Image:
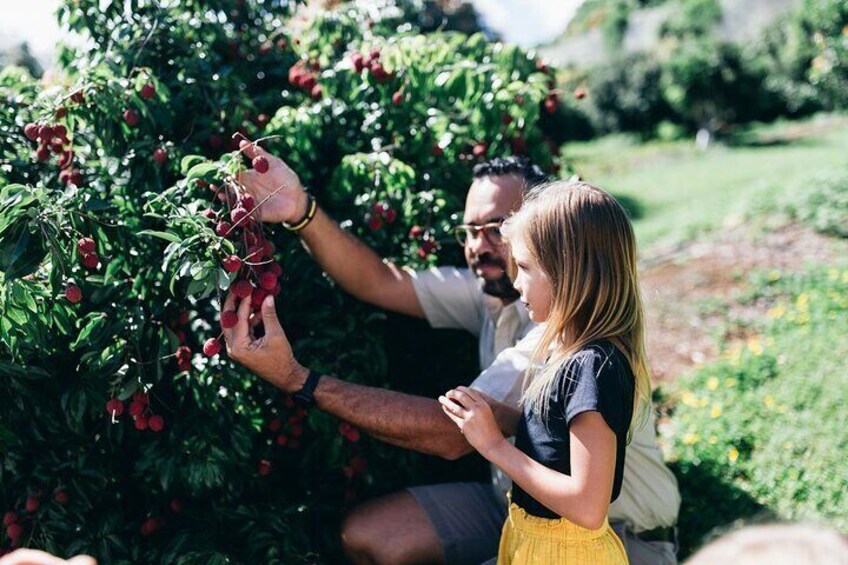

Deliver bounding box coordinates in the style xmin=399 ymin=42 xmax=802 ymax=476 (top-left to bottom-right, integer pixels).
xmin=439 ymin=180 xmax=651 ymax=564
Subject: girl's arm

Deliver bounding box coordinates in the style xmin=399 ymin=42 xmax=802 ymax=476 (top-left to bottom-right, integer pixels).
xmin=440 ymin=387 xmax=616 ymax=530
xmin=478 ymin=392 xmax=522 ymax=436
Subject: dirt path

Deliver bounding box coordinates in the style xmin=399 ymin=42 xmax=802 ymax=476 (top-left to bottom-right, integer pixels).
xmin=641 ymin=223 xmax=847 ymax=384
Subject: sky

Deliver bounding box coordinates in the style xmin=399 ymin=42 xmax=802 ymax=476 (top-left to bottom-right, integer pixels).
xmin=0 ymin=0 xmax=582 ymax=67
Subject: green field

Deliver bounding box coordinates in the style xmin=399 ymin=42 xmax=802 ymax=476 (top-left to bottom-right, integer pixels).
xmin=565 ymin=115 xmax=848 ymax=249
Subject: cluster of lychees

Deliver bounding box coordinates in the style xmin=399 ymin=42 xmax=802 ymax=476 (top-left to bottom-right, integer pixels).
xmin=104 ymin=391 xmax=165 ymax=432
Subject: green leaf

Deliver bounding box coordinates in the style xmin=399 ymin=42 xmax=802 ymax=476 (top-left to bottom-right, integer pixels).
xmin=138 ymin=230 xmax=182 ymax=243
xmin=180 ymin=154 xmax=206 ymax=175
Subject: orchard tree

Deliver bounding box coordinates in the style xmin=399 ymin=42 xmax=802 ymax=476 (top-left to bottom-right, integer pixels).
xmin=0 ymin=0 xmax=561 ymax=561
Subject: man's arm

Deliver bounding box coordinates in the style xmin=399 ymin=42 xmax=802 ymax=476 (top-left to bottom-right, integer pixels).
xmin=310 ymin=375 xmax=474 ymax=460
xmin=236 ymin=141 xmax=424 ymax=318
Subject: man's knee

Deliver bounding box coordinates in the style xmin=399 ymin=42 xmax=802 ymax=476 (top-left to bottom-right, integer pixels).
xmin=340 ymin=491 xmax=442 ymax=565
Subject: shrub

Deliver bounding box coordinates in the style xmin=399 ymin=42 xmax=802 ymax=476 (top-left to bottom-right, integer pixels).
xmin=0 ymin=0 xmax=560 ymax=561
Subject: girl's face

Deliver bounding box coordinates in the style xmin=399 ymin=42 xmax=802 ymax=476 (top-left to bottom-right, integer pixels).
xmin=509 ymin=235 xmax=553 ymax=323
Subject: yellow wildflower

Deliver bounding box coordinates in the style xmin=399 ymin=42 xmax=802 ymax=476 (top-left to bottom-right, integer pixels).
xmin=684 ymin=433 xmax=700 ymax=445
xmin=711 ymin=405 xmax=722 ymax=418
xmin=763 ymin=395 xmax=774 ymax=408
xmin=728 ymin=448 xmax=739 ymax=463
xmin=707 ymin=377 xmax=719 ymax=391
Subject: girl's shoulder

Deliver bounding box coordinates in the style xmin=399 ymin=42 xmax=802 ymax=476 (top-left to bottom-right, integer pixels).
xmin=554 ymin=340 xmax=631 ymax=387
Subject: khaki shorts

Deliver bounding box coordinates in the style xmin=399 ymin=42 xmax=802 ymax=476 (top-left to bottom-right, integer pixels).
xmin=407 ymin=482 xmax=507 ymax=565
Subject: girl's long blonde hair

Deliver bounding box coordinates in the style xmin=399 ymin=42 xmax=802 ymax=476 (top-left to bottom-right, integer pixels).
xmin=502 ymin=180 xmax=652 ymax=429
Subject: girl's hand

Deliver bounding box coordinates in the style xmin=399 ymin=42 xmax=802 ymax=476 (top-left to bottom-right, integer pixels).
xmin=439 ymin=386 xmax=505 ymax=458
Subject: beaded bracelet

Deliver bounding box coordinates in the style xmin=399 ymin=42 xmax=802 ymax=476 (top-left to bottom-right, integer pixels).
xmin=283 ymin=194 xmax=318 ymax=232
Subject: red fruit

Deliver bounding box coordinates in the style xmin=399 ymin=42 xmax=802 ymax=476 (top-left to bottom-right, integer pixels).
xmin=81 ymin=253 xmax=99 ymax=269
xmin=70 ymin=91 xmax=85 ymax=104
xmin=409 ymin=225 xmax=424 ymax=238
xmin=24 ymin=122 xmax=39 ymax=140
xmin=268 ymin=418 xmax=282 ymax=432
xmin=431 ymin=144 xmax=444 ymax=157
xmin=369 ymin=49 xmax=381 ymax=61
xmin=270 ymin=283 xmax=282 ymax=297
xmin=275 ymin=434 xmax=288 ymax=446
xmin=203 ymin=209 xmax=216 ymax=220
xmin=346 ymin=428 xmax=360 ymax=442
xmin=54 ymin=491 xmax=69 ymax=505
xmin=222 ymin=255 xmax=242 ymax=273
xmin=231 ymin=207 xmax=250 ymax=226
xmin=134 ymin=416 xmax=149 ymax=430
xmin=106 ymin=399 xmax=124 ymax=416
xmin=501 ymin=114 xmax=513 ymax=126
xmin=258 ymin=271 xmax=277 ymax=291
xmin=511 ymin=136 xmax=526 ymax=154
xmin=221 ymin=310 xmax=239 ymax=329
xmin=392 ymin=91 xmax=403 ymax=106
xmin=384 ymin=209 xmax=397 ymax=224
xmin=3 ymin=512 xmax=18 ymax=526
xmin=368 ymin=215 xmax=382 ymax=231
xmin=252 ymin=155 xmax=270 ymax=174
xmin=133 ymin=391 xmax=150 ymax=404
xmin=290 ymin=424 xmax=303 ymax=437
xmin=6 ymin=523 xmax=23 ymax=543
xmin=176 ymin=330 xmax=186 ymax=344
xmin=370 ymin=63 xmax=389 ymax=83
xmin=276 ymin=38 xmax=288 ymax=50
xmin=232 ymin=280 xmax=253 ymax=299
xmin=153 ymin=147 xmax=168 ymax=165
xmin=25 ymin=497 xmax=39 ymax=513
xmin=69 ymin=169 xmax=84 ymax=186
xmin=350 ymin=456 xmax=367 ymax=474
xmin=543 ymin=98 xmax=557 ymax=114
xmin=56 ymin=106 xmax=68 ymax=119
xmin=176 ymin=345 xmax=191 ymax=361
xmin=515 ymin=95 xmax=525 ymax=104
xmin=64 ymin=284 xmax=83 ymax=304
xmin=259 ymin=42 xmax=272 ymax=56
xmin=36 ymin=146 xmax=51 ymax=161
xmin=54 ymin=124 xmax=67 ymax=137
xmin=140 ymin=82 xmax=155 ymax=100
xmin=178 ymin=361 xmax=192 ymax=373
xmin=203 ymin=338 xmax=221 ymax=357
xmin=573 ymin=88 xmax=587 ymax=100
xmin=372 ymin=202 xmax=387 ymax=216
xmin=58 ymin=149 xmax=74 ymax=169
xmin=251 ymin=287 xmax=268 ymax=306
xmin=241 ymin=194 xmax=256 ymax=211
xmin=310 ymin=84 xmax=323 ymax=100
xmin=472 ymin=143 xmax=488 ymax=158
xmin=38 ymin=125 xmax=54 ymax=141
xmin=351 ymin=52 xmax=365 ymax=73
xmin=262 ymin=240 xmax=275 ymax=258
xmin=258 ymin=459 xmax=272 ymax=476
xmin=422 ymin=240 xmax=438 ymax=254
xmin=123 ymin=109 xmax=140 ymax=126
xmin=301 ymin=74 xmax=317 ymax=92
xmin=170 ymin=499 xmax=182 ymax=513
xmin=215 ymin=221 xmax=233 ymax=237
xmin=269 ymin=262 xmax=283 ymax=277
xmin=140 ymin=517 xmax=160 ymax=537
xmin=148 ymin=415 xmax=164 ymax=432
xmin=129 ymin=401 xmax=146 ymax=417
xmin=535 ymin=59 xmax=548 ymax=73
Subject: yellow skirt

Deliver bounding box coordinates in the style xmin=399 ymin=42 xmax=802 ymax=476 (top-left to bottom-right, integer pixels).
xmin=497 ymin=503 xmax=628 ymax=564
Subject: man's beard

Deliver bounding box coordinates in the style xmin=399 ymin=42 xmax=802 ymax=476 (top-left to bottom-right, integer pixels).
xmin=472 ymin=256 xmax=520 ymax=300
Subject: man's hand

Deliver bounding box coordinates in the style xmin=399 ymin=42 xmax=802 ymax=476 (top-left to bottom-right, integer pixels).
xmin=439 ymin=386 xmax=507 ymax=459
xmin=236 ymin=141 xmax=308 ymax=224
xmin=220 ymin=291 xmax=308 ymax=393
xmin=0 ymin=549 xmax=96 ymax=565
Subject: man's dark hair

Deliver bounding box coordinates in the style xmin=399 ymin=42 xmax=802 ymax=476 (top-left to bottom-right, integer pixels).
xmin=472 ymin=156 xmax=548 ymax=190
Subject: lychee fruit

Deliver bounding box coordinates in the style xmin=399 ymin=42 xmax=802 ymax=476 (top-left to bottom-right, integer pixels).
xmin=140 ymin=83 xmax=156 ymax=100
xmin=153 ymin=147 xmax=168 ymax=165
xmin=232 ymin=280 xmax=253 ymax=299
xmin=222 ymin=255 xmax=242 ymax=273
xmin=148 ymin=415 xmax=165 ymax=432
xmin=203 ymin=338 xmax=221 ymax=357
xmin=81 ymin=253 xmax=99 ymax=269
xmin=259 ymin=271 xmax=277 ymax=291
xmin=221 ymin=310 xmax=239 ymax=329
xmin=106 ymin=398 xmax=124 ymax=416
xmin=123 ymin=109 xmax=140 ymax=126
xmin=252 ymin=156 xmax=269 ymax=174
xmin=64 ymin=284 xmax=83 ymax=304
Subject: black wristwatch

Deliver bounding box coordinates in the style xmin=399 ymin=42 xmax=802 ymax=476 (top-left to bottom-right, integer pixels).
xmin=292 ymin=369 xmax=322 ymax=409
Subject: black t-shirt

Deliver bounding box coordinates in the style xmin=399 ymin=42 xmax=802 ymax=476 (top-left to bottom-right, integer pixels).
xmin=511 ymin=340 xmax=635 ymax=519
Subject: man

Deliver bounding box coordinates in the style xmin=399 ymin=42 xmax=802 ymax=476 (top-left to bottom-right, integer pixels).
xmin=223 ymin=144 xmax=681 ymax=564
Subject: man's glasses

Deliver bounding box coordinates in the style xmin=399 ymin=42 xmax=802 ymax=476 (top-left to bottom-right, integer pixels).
xmin=453 ymin=221 xmax=504 ymax=246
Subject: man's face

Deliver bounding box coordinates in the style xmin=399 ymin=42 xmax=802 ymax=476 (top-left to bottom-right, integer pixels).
xmin=461 ymin=175 xmax=524 ymax=300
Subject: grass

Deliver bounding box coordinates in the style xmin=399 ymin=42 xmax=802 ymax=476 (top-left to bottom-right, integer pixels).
xmin=565 ymin=115 xmax=848 ymax=250
xmin=662 ymin=267 xmax=848 ymax=556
